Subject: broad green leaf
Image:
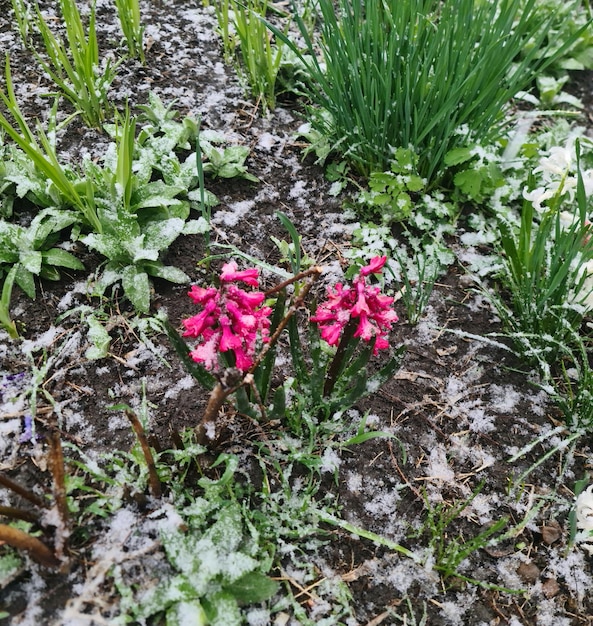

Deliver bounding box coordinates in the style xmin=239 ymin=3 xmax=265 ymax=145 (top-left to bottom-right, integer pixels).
xmin=183 ymin=217 xmax=210 ymax=235
xmin=83 ymin=233 xmax=123 ymax=259
xmin=20 ymin=250 xmax=42 ymax=275
xmin=444 ymin=146 xmax=474 ymax=166
xmin=203 ymin=591 xmax=241 ymax=626
xmin=121 ymin=266 xmax=151 ymax=313
xmin=454 ymin=169 xmax=483 ymax=199
xmin=15 ymin=264 xmax=36 ymax=299
xmin=145 ymin=263 xmax=189 ymax=284
xmin=42 ymin=248 xmax=84 ymax=270
xmin=142 ymin=217 xmax=184 ymax=252
xmin=134 ymin=180 xmax=186 ymax=208
xmin=85 ymin=316 xmax=111 ymax=360
xmin=226 ymin=571 xmax=279 ymax=605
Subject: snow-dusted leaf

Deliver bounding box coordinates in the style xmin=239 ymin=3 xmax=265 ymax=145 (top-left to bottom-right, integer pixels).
xmin=165 ymin=600 xmax=207 ymax=626
xmin=226 ymin=572 xmax=279 ymax=605
xmin=142 ymin=217 xmax=185 ymax=252
xmin=19 ymin=250 xmax=42 ymax=275
xmin=145 ymin=263 xmax=189 ymax=284
xmin=121 ymin=266 xmax=151 ymax=313
xmin=15 ymin=264 xmax=36 ymax=299
xmin=206 ymin=590 xmax=241 ymax=626
xmin=83 ymin=232 xmax=123 ymax=259
xmin=42 ymin=248 xmax=84 ymax=270
xmin=183 ymin=218 xmax=211 ymax=235
xmin=134 ymin=181 xmax=185 ymax=208
xmin=85 ymin=316 xmax=111 ymax=360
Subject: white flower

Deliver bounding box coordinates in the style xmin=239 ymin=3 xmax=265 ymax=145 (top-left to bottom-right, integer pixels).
xmin=575 ymin=484 xmax=593 ymax=555
xmin=522 ymin=186 xmax=557 ymax=211
xmin=578 ymin=261 xmax=593 ymax=312
xmin=534 ymin=145 xmax=573 ymax=178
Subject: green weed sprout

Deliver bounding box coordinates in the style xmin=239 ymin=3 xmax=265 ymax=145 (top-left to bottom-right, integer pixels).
xmin=0 ymin=266 xmax=19 ymax=338
xmin=413 ymin=482 xmax=510 ymax=589
xmin=268 ymin=0 xmax=590 ymax=183
xmin=114 ymin=0 xmax=145 ymax=64
xmin=231 ymin=0 xmax=284 ymax=112
xmin=30 ymin=0 xmax=119 ymax=127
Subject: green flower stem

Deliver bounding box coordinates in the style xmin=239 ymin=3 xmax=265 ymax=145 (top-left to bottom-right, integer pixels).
xmin=250 ymin=265 xmax=323 ymax=372
xmin=323 ymin=316 xmax=358 ymax=397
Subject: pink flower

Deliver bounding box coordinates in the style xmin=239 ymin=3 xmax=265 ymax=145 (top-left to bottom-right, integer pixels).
xmin=311 ymin=256 xmax=398 ymax=354
xmin=220 ymin=261 xmax=260 ymax=286
xmin=359 ymin=255 xmax=387 ymax=276
xmin=183 ymin=262 xmax=271 ymax=371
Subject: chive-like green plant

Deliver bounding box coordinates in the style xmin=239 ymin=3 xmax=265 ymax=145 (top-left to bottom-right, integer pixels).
xmin=270 ymin=0 xmax=590 ymax=183
xmin=212 ymin=0 xmax=235 ymax=63
xmin=214 ymin=0 xmax=285 ymax=112
xmin=114 ymin=0 xmax=145 ymax=64
xmin=10 ymin=0 xmax=33 ymax=44
xmin=30 ymin=0 xmax=119 ymax=127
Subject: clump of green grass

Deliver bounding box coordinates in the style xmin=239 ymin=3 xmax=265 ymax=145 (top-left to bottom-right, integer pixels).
xmin=272 ymin=0 xmax=589 ymax=183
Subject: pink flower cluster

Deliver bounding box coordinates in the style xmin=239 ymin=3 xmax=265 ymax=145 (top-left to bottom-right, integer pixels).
xmin=311 ymin=256 xmax=398 ymax=353
xmin=182 ymin=261 xmax=272 ymax=371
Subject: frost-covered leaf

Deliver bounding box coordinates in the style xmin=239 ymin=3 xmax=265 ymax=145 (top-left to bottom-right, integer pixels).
xmin=226 ymin=571 xmax=279 ymax=605
xmin=121 ymin=266 xmax=151 ymax=313
xmin=145 ymin=263 xmax=189 ymax=284
xmin=42 ymin=248 xmax=84 ymax=271
xmin=83 ymin=232 xmax=123 ymax=259
xmin=187 ymin=187 xmax=219 ymax=208
xmin=19 ymin=250 xmax=42 ymax=275
xmin=183 ymin=217 xmax=211 ymax=235
xmin=166 ymin=600 xmax=207 ymax=626
xmin=204 ymin=590 xmax=241 ymax=626
xmin=0 ymin=552 xmax=22 ymax=587
xmin=142 ymin=217 xmax=185 ymax=252
xmin=85 ymin=316 xmax=111 ymax=360
xmin=93 ymin=266 xmax=122 ymax=296
xmin=444 ymin=146 xmax=475 ymax=166
xmin=15 ymin=264 xmax=36 ymax=299
xmin=134 ymin=180 xmax=186 ymax=209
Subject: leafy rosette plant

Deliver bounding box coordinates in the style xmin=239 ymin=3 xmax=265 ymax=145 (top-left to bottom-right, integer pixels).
xmin=169 ymin=251 xmax=404 ymax=446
